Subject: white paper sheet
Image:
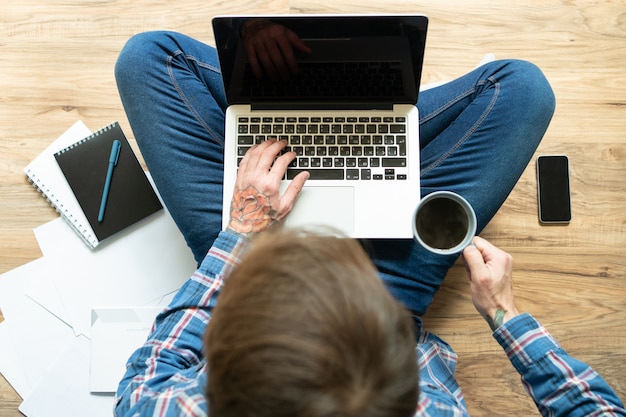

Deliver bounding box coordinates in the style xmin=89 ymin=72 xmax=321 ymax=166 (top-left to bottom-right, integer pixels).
xmin=34 ymin=209 xmax=195 ymax=337
xmin=18 ymin=336 xmax=115 ymax=417
xmin=89 ymin=306 xmax=163 ymax=393
xmin=0 ymin=321 xmax=29 ymax=399
xmin=25 ymin=264 xmax=72 ymax=327
xmin=0 ymin=258 xmax=76 ymax=399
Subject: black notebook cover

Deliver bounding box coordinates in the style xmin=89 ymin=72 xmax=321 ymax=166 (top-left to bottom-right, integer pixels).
xmin=54 ymin=122 xmax=163 ymax=242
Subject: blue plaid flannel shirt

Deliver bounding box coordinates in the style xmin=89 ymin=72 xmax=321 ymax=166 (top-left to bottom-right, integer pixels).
xmin=114 ymin=231 xmax=625 ymax=417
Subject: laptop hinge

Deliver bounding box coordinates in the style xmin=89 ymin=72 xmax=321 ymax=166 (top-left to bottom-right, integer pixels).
xmin=251 ymin=101 xmax=394 ymax=111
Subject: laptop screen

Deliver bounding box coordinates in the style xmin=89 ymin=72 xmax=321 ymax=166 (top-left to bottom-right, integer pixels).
xmin=212 ymin=15 xmax=428 ymax=108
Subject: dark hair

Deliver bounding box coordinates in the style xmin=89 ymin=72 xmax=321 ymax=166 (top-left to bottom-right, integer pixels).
xmin=205 ymin=229 xmax=418 ymax=417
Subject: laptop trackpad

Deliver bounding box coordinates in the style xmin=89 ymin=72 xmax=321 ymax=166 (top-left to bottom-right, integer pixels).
xmin=283 ymin=186 xmax=355 ymax=234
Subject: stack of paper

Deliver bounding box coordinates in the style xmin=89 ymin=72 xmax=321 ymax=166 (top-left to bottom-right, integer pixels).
xmin=0 ymin=122 xmax=196 ymax=416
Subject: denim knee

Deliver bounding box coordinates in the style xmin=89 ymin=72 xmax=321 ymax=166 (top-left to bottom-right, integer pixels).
xmin=499 ymin=59 xmax=556 ymax=122
xmin=115 ymin=31 xmax=177 ymax=91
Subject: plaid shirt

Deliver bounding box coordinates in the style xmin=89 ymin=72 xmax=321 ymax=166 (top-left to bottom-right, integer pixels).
xmin=114 ymin=231 xmax=625 ymax=417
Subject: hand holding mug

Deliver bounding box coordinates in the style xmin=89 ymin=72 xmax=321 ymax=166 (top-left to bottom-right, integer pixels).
xmin=462 ymin=236 xmax=521 ymax=330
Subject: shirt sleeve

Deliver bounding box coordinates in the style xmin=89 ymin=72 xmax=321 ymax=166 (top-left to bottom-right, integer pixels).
xmin=414 ymin=321 xmax=469 ymax=417
xmin=114 ymin=230 xmax=249 ymax=417
xmin=494 ymin=313 xmax=626 ymax=417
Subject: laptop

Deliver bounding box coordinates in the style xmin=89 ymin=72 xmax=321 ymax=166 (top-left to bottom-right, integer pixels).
xmin=213 ymin=14 xmax=428 ymax=238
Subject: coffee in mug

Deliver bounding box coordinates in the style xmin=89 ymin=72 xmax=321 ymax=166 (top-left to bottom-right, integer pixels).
xmin=412 ymin=191 xmax=476 ymax=255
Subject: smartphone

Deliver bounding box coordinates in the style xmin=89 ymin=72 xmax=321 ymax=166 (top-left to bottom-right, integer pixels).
xmin=536 ymin=155 xmax=572 ymax=223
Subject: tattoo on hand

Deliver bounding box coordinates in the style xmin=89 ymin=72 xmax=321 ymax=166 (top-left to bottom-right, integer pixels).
xmin=229 ymin=185 xmax=275 ymax=234
xmin=485 ymin=309 xmax=508 ymax=331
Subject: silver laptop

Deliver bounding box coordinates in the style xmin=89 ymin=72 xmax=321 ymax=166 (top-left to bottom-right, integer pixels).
xmin=213 ymin=14 xmax=428 ymax=238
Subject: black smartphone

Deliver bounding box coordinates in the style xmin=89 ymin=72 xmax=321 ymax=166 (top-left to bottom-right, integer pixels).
xmin=536 ymin=155 xmax=572 ymax=223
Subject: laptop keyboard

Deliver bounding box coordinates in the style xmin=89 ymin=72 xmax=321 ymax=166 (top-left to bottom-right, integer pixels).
xmin=236 ymin=115 xmax=409 ymax=181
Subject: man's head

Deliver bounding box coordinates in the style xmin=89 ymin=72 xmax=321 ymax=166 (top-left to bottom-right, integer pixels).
xmin=205 ymin=229 xmax=418 ymax=417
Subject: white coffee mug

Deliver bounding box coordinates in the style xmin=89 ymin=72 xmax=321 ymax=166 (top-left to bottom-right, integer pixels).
xmin=412 ymin=191 xmax=477 ymax=255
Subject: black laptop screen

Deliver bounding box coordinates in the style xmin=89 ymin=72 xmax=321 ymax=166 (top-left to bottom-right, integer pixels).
xmin=212 ymin=15 xmax=428 ymax=108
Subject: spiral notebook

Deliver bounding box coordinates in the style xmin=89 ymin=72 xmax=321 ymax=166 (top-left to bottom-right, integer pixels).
xmin=24 ymin=121 xmax=162 ymax=248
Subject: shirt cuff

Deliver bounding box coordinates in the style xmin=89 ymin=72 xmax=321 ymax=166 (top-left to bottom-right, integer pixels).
xmin=196 ymin=230 xmax=250 ymax=277
xmin=492 ymin=313 xmax=563 ymax=374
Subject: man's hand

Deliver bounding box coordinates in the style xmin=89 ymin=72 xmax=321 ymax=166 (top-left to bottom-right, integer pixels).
xmin=462 ymin=236 xmax=521 ymax=331
xmin=228 ymin=139 xmax=309 ymax=237
xmin=242 ymin=19 xmax=312 ymax=81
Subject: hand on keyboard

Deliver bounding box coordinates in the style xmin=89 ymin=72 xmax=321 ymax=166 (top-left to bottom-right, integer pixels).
xmin=228 ymin=139 xmax=310 ymax=236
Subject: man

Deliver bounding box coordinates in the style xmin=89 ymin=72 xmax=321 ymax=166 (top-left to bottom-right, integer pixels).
xmin=113 ymin=28 xmax=624 ymax=416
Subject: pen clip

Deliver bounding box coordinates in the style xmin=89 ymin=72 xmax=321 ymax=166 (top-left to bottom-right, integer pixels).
xmin=110 ymin=140 xmax=122 ymax=166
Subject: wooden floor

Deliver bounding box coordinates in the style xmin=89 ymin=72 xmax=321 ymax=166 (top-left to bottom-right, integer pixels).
xmin=1 ymin=0 xmax=625 ymax=415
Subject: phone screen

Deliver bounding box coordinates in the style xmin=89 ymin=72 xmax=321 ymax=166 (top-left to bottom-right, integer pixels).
xmin=537 ymin=155 xmax=571 ymax=223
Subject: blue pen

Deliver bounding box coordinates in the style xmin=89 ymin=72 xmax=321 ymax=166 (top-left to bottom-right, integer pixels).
xmin=98 ymin=139 xmax=122 ymax=222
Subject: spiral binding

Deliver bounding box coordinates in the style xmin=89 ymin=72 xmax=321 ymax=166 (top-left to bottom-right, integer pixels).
xmin=54 ymin=122 xmax=116 ymax=156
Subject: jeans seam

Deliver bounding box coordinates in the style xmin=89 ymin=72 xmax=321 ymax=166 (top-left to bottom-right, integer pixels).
xmin=421 ymin=76 xmax=500 ymax=176
xmin=167 ymin=50 xmax=225 ymax=146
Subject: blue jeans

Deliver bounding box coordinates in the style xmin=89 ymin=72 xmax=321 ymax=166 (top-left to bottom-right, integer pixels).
xmin=115 ymin=31 xmax=555 ymax=316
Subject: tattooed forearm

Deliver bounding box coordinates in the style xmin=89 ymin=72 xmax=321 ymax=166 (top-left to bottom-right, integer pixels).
xmin=485 ymin=309 xmax=508 ymax=331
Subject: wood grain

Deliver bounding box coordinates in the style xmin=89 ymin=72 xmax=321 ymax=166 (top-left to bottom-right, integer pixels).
xmin=1 ymin=0 xmax=625 ymax=415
